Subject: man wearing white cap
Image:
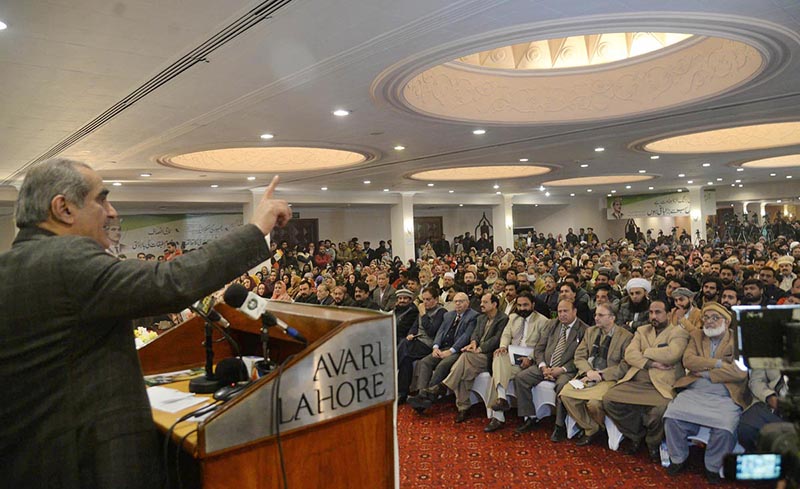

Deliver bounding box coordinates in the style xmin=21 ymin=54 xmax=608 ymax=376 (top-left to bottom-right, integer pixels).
xmin=777 ymin=255 xmax=797 ymax=292
xmin=618 ymin=278 xmax=652 ymax=331
xmin=440 ymin=271 xmax=456 ymax=303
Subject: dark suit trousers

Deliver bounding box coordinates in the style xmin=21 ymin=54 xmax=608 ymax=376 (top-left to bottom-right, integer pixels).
xmin=397 ymin=339 xmax=432 ymax=396
xmin=514 ymin=366 xmax=571 ymax=421
xmin=413 ymin=352 xmax=460 ymax=392
xmin=603 ymin=399 xmax=668 ymax=450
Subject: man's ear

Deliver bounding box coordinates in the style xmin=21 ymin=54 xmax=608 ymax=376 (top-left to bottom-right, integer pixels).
xmin=50 ymin=194 xmax=75 ymax=224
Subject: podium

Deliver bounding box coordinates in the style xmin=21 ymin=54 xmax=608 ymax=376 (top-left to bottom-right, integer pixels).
xmin=138 ymin=301 xmax=398 ymax=489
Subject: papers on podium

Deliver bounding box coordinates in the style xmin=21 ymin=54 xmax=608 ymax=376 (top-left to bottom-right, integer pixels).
xmin=147 ymin=386 xmax=209 ymax=413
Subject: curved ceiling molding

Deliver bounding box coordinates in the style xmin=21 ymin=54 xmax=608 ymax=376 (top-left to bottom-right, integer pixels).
xmin=644 ymin=121 xmax=800 ymax=153
xmin=740 ymin=153 xmax=800 ymax=168
xmin=160 ymin=146 xmax=370 ymax=173
xmin=543 ymin=175 xmax=654 ymax=186
xmin=399 ymin=36 xmax=761 ymax=124
xmin=409 ymin=165 xmax=551 ymax=181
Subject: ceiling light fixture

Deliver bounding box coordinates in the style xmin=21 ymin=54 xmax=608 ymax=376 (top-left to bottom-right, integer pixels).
xmin=383 ymin=188 xmax=389 ymax=192
xmin=247 ymin=176 xmax=256 ymax=181
xmin=332 ymin=109 xmax=350 ymax=117
xmin=459 ymin=204 xmax=464 ymax=207
xmin=427 ymin=183 xmax=434 ymax=187
xmin=687 ymin=180 xmax=694 ymax=184
xmin=570 ymin=193 xmax=575 ymax=197
xmin=0 ymin=21 xmax=7 ymax=31
xmin=394 ymin=145 xmax=405 ymax=151
xmin=587 ymin=189 xmax=592 ymax=192
xmin=472 ymin=129 xmax=486 ymax=135
xmin=770 ymin=173 xmax=777 ymax=177
xmin=650 ymin=155 xmax=660 ymax=160
xmin=677 ymin=189 xmax=683 ymax=192
xmin=707 ymin=182 xmax=713 ymax=185
xmin=678 ymin=173 xmax=685 ymax=177
xmin=539 ymin=185 xmax=546 ymax=192
xmin=519 ymin=158 xmax=529 ymax=162
xmin=545 ymin=192 xmax=550 ymax=197
xmin=737 ymin=168 xmax=744 ymax=172
xmin=739 ymin=184 xmax=744 ymax=187
xmin=777 ymin=199 xmax=782 ymax=203
xmin=638 ymin=170 xmax=646 ymax=173
xmin=611 ymin=190 xmax=617 ymax=194
xmin=363 ymin=180 xmax=371 ymax=184
xmin=702 ymin=163 xmax=711 ymax=167
xmin=210 ymin=184 xmax=219 ymax=188
xmin=112 ymin=182 xmax=122 ymax=186
xmin=493 ymin=184 xmax=500 ymax=189
xmin=580 ymin=164 xmax=589 ymax=168
xmin=735 ymin=179 xmax=742 ymax=183
xmin=321 ymin=186 xmax=328 ymax=191
xmin=607 ymin=193 xmax=612 ymax=197
xmin=716 ymin=178 xmax=723 ymax=181
xmin=594 ymin=147 xmax=605 ymax=152
xmin=140 ymin=173 xmax=152 ymax=177
xmin=496 ymin=191 xmax=502 ymax=195
xmin=448 ymin=190 xmax=454 ymax=193
xmin=788 ymin=175 xmax=793 ymax=179
xmin=260 ymin=133 xmax=275 ymax=140
xmin=625 ymin=185 xmax=632 ymax=189
xmin=648 ymin=186 xmax=654 ymax=190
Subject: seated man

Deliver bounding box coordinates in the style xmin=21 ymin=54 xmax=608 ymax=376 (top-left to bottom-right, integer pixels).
xmin=664 ymin=302 xmax=751 ymax=484
xmin=394 ymin=289 xmax=420 ymax=342
xmin=483 ymin=291 xmax=550 ymax=432
xmin=603 ymin=300 xmax=690 ymax=462
xmin=514 ymin=300 xmax=587 ymax=441
xmin=441 ymin=293 xmax=509 ymax=423
xmin=668 ymin=287 xmax=702 ymax=332
xmin=407 ymin=292 xmax=478 ymax=413
xmin=560 ymin=303 xmax=633 ymax=446
xmin=353 ymin=281 xmax=381 ymax=310
xmin=293 ymin=279 xmax=318 ymax=304
xmin=396 ymin=287 xmax=445 ymax=403
xmin=738 ymin=367 xmax=787 ymax=451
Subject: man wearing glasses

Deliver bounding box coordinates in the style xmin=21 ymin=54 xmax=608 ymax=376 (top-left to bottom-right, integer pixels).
xmin=662 ymin=302 xmax=751 ymax=484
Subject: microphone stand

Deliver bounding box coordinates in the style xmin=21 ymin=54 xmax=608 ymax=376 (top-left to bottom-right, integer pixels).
xmin=189 ymin=312 xmax=220 ymax=394
xmin=255 ymin=313 xmax=278 ymax=377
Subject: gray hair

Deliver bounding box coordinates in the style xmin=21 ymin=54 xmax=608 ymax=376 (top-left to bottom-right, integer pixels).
xmin=14 ymin=158 xmax=93 ymax=228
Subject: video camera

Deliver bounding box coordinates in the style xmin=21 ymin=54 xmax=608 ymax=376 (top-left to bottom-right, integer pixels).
xmin=727 ymin=305 xmax=800 ymax=486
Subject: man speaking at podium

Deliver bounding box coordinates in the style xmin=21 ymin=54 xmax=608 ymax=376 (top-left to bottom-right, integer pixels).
xmin=0 ymin=159 xmax=291 ymax=489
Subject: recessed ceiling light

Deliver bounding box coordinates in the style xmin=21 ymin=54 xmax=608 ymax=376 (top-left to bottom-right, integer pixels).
xmin=594 ymin=147 xmax=605 ymax=152
xmin=625 ymin=185 xmax=632 ymax=189
xmin=702 ymin=163 xmax=711 ymax=167
xmin=394 ymin=145 xmax=405 ymax=151
xmin=383 ymin=188 xmax=389 ymax=192
xmin=648 ymin=186 xmax=654 ymax=190
xmin=731 ymin=183 xmax=736 ymax=187
xmin=570 ymin=193 xmax=575 ymax=197
xmin=777 ymin=199 xmax=782 ymax=203
xmin=427 ymin=183 xmax=434 ymax=187
xmin=493 ymin=184 xmax=500 ymax=189
xmin=247 ymin=176 xmax=256 ymax=181
xmin=787 ymin=175 xmax=793 ymax=179
xmin=539 ymin=185 xmax=545 ymax=192
xmin=735 ymin=179 xmax=741 ymax=183
xmin=210 ymin=184 xmax=218 ymax=188
xmin=519 ymin=158 xmax=529 ymax=162
xmin=332 ymin=109 xmax=350 ymax=117
xmin=534 ymin=204 xmax=539 ymax=207
xmin=472 ymin=129 xmax=486 ymax=135
xmin=607 ymin=193 xmax=612 ymax=197
xmin=611 ymin=190 xmax=617 ymax=194
xmin=736 ymin=167 xmax=744 ymax=172
xmin=770 ymin=173 xmax=777 ymax=177
xmin=739 ymin=184 xmax=744 ymax=187
xmin=677 ymin=189 xmax=683 ymax=192
xmin=448 ymin=190 xmax=454 ymax=193
xmin=0 ymin=21 xmax=7 ymax=31
xmin=363 ymin=180 xmax=371 ymax=184
xmin=678 ymin=173 xmax=685 ymax=177
xmin=321 ymin=186 xmax=328 ymax=191
xmin=140 ymin=173 xmax=152 ymax=177
xmin=716 ymin=178 xmax=723 ymax=181
xmin=459 ymin=203 xmax=464 ymax=207
xmin=496 ymin=191 xmax=502 ymax=195
xmin=587 ymin=189 xmax=592 ymax=192
xmin=687 ymin=180 xmax=694 ymax=184
xmin=260 ymin=133 xmax=275 ymax=140
xmin=580 ymin=164 xmax=589 ymax=168
xmin=650 ymin=155 xmax=660 ymax=160
xmin=112 ymin=182 xmax=122 ymax=186
xmin=638 ymin=170 xmax=646 ymax=173
xmin=707 ymin=182 xmax=713 ymax=185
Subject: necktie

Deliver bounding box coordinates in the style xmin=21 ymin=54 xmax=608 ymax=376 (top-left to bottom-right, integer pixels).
xmin=550 ymin=324 xmax=567 ymax=367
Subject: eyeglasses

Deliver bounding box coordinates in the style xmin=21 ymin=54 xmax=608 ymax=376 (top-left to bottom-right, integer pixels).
xmin=702 ymin=314 xmax=725 ymax=322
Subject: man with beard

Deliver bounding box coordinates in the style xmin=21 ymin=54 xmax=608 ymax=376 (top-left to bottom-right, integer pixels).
xmin=469 ymin=281 xmax=486 ymax=312
xmin=440 ymin=272 xmax=456 ymax=302
xmin=663 ymin=302 xmax=750 ymax=484
xmin=560 ymin=303 xmax=633 ymax=446
xmin=394 ymin=289 xmax=420 ymax=342
xmin=293 ymin=279 xmax=318 ymax=304
xmin=741 ymin=278 xmax=769 ymax=306
xmin=397 ymin=287 xmax=445 ymax=403
xmin=757 ymin=267 xmax=785 ymax=304
xmin=718 ymin=264 xmax=737 ymax=290
xmin=408 ymin=292 xmax=478 ymax=413
xmin=603 ymin=300 xmax=690 ymax=462
xmin=484 ymin=292 xmax=550 ymax=432
xmin=777 ymin=256 xmax=797 ymax=292
xmin=537 ymin=274 xmax=559 ymax=315
xmin=514 ymin=300 xmax=588 ymax=441
xmin=332 ymin=285 xmax=355 ymax=307
xmin=618 ymin=278 xmax=652 ymax=331
xmin=442 ymin=293 xmax=509 ymax=423
xmin=720 ymin=286 xmax=739 ymax=311
xmin=669 ymin=287 xmax=702 ymax=332
xmin=695 ymin=278 xmax=721 ymax=309
xmin=642 ymin=260 xmax=666 ymax=299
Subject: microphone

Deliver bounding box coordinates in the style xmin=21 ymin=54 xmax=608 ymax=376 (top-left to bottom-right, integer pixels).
xmin=189 ymin=300 xmax=230 ymax=328
xmin=224 ymin=283 xmax=308 ymax=344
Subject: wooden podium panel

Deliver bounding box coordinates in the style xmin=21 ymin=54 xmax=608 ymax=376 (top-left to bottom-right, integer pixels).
xmin=139 ymin=301 xmax=398 ymax=489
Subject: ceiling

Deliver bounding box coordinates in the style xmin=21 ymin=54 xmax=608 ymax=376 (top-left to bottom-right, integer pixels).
xmin=1 ymin=0 xmax=799 ymax=206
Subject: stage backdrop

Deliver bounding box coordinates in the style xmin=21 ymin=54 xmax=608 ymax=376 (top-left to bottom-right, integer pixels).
xmin=606 ymin=192 xmax=691 ymax=220
xmin=114 ymin=214 xmax=243 ymax=258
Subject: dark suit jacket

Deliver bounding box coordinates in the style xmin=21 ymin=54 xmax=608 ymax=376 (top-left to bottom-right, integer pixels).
xmin=470 ymin=311 xmax=509 ymax=356
xmin=432 ymin=308 xmax=479 ymax=352
xmin=372 ymin=285 xmax=397 ymax=311
xmin=0 ymin=224 xmax=270 ymax=489
xmin=534 ymin=317 xmax=588 ymax=376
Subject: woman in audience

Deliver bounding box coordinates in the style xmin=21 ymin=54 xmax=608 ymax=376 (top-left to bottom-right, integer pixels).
xmin=271 ymin=280 xmax=293 ymax=302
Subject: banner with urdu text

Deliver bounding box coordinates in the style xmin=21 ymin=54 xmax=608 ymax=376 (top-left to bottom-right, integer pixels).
xmin=606 ymin=192 xmax=691 ymax=220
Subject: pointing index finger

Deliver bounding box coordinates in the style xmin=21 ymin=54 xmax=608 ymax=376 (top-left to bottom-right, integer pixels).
xmin=265 ymin=175 xmax=280 ymax=199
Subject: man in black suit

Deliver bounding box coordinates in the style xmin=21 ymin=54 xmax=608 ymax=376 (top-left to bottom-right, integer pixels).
xmin=515 ymin=300 xmax=587 ymax=441
xmin=353 ymin=281 xmax=381 ymax=310
xmin=293 ymin=279 xmax=318 ymax=304
xmin=0 ymin=158 xmax=291 ymax=489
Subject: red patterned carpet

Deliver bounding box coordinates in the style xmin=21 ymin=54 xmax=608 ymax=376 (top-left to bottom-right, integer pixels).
xmin=398 ymin=401 xmax=772 ymax=488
